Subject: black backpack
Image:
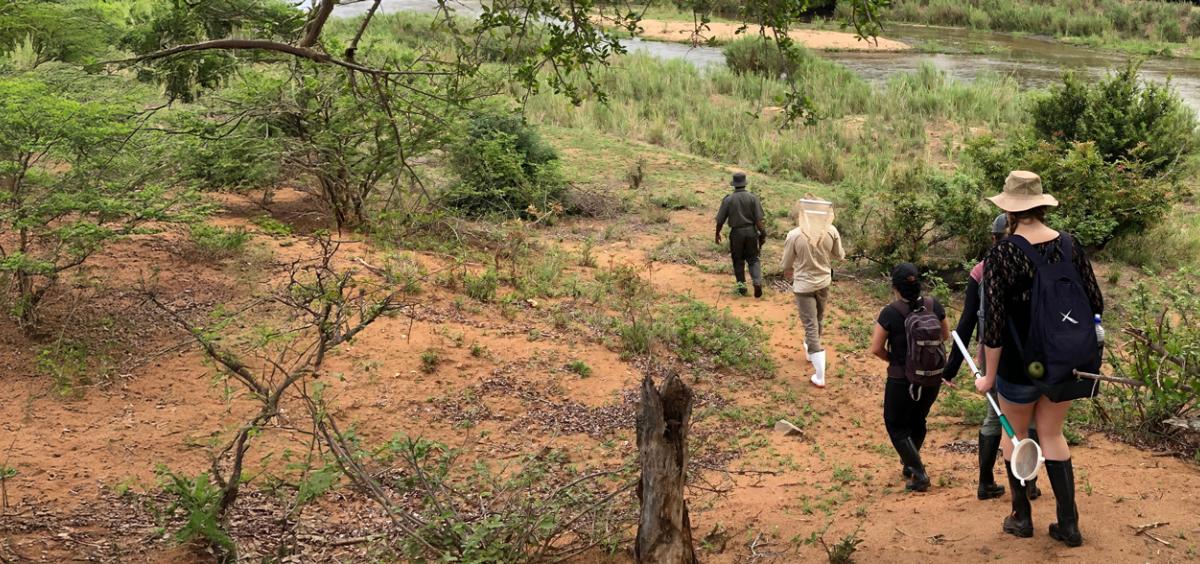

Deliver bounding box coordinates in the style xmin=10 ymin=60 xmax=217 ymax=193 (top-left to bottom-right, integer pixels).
xmin=1008 ymin=234 xmax=1102 ymax=400
xmin=892 ymin=297 xmax=946 ymax=389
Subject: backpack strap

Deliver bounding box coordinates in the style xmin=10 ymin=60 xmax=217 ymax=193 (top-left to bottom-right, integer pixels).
xmin=1058 ymin=232 xmax=1075 ymax=264
xmin=1007 ymin=235 xmax=1047 ymax=267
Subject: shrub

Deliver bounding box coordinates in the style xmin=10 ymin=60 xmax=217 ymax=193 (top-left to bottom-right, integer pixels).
xmin=156 ymin=468 xmax=236 ymax=559
xmin=171 ymin=112 xmax=282 ymax=192
xmin=838 ymin=165 xmax=992 ymax=270
xmin=36 ymin=338 xmax=93 ymax=397
xmin=566 ymin=359 xmax=592 ymax=377
xmin=722 ymin=36 xmax=800 ymax=78
xmin=967 ymin=135 xmax=1177 ymax=247
xmin=445 ymin=109 xmax=565 ymax=218
xmin=968 ymin=65 xmax=1198 ymax=248
xmin=0 ymin=73 xmax=202 ymax=331
xmin=464 ymin=268 xmax=499 ymax=302
xmin=1099 ymin=270 xmax=1200 ymax=459
xmin=420 ymin=349 xmax=441 ymax=373
xmin=187 ymin=223 xmax=252 ymax=259
xmin=1030 ymin=65 xmax=1197 ymax=177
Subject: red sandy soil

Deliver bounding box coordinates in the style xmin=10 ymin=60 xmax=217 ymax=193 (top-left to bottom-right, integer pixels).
xmin=0 ymin=187 xmax=1197 ymax=563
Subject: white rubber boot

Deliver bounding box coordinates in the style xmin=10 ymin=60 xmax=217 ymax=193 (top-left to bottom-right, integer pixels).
xmin=810 ymin=350 xmax=826 ymax=388
xmin=803 ymin=341 xmax=811 ymax=362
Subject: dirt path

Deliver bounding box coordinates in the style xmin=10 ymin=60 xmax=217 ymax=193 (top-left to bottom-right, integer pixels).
xmin=631 ymin=19 xmax=911 ymax=51
xmin=593 ymin=208 xmax=1200 ymax=562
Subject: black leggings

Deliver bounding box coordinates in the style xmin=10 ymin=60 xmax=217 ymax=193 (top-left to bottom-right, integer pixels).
xmin=883 ymin=377 xmax=941 ymax=453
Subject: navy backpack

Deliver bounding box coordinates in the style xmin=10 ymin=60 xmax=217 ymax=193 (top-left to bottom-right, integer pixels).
xmin=1008 ymin=234 xmax=1102 ymax=401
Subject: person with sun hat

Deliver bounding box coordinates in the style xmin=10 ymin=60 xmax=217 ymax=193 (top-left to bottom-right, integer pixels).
xmin=976 ymin=171 xmax=1103 ymax=547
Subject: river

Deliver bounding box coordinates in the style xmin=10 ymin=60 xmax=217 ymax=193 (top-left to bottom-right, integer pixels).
xmin=334 ymin=0 xmax=1200 ymax=112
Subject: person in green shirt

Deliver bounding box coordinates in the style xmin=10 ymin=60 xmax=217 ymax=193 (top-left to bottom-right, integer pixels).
xmin=715 ymin=172 xmax=767 ymax=297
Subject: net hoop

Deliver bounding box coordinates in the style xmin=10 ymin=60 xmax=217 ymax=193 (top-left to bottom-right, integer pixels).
xmin=1009 ymin=438 xmax=1045 ymax=485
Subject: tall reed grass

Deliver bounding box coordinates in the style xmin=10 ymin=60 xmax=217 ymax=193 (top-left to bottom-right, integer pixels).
xmin=525 ymin=49 xmax=1026 ymax=189
xmin=882 ymin=0 xmax=1198 ymax=44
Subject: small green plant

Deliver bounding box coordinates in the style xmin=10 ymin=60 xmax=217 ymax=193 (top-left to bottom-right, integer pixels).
xmin=385 ymin=252 xmax=426 ymax=295
xmin=805 ymin=521 xmax=864 ymax=564
xmin=470 ymin=343 xmax=488 ymax=358
xmin=36 ymin=338 xmax=93 ymax=397
xmin=832 ymin=465 xmax=855 ymax=484
xmin=578 ymin=238 xmax=597 ymax=268
xmin=188 ymin=223 xmax=252 ymax=259
xmin=420 ymin=349 xmax=441 ymax=373
xmin=156 ymin=467 xmax=236 ymax=559
xmin=251 ymin=215 xmax=293 ymax=236
xmin=566 ymin=359 xmax=592 ymax=377
xmin=465 ymin=268 xmax=499 ymax=302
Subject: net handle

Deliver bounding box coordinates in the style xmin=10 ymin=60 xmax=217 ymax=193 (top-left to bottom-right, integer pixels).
xmin=952 ymin=331 xmax=1017 ymax=439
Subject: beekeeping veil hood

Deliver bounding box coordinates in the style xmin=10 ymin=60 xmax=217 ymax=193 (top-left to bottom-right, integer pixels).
xmin=793 ymin=195 xmax=834 ymax=243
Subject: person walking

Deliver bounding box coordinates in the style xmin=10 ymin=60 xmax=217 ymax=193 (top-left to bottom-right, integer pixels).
xmin=781 ymin=198 xmax=844 ymax=388
xmin=715 ymin=172 xmax=767 ymax=297
xmin=943 ymin=214 xmax=1040 ymax=501
xmin=975 ymin=171 xmax=1103 ymax=547
xmin=869 ymin=263 xmax=949 ymax=492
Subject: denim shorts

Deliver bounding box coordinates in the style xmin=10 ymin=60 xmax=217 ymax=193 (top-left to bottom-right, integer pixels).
xmin=996 ymin=378 xmax=1042 ymax=405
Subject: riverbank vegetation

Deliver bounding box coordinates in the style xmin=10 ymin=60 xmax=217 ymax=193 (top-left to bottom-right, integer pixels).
xmin=884 ymin=0 xmax=1200 ymax=56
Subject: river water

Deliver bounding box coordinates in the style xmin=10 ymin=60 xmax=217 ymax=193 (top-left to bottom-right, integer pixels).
xmin=334 ymin=0 xmax=1200 ymax=112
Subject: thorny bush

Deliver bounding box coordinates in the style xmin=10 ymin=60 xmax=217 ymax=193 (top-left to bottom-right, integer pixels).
xmin=1099 ymin=270 xmax=1200 ymax=458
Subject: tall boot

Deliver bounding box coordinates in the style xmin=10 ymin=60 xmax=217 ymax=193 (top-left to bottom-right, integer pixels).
xmin=894 ymin=437 xmax=930 ymax=492
xmin=802 ymin=341 xmax=811 ymax=362
xmin=809 ymin=351 xmax=826 ymax=388
xmin=1046 ymin=459 xmax=1083 ymax=547
xmin=977 ymin=433 xmax=1006 ymax=500
xmin=1003 ymin=461 xmax=1033 ymax=538
xmin=1026 ymin=429 xmax=1041 ymax=500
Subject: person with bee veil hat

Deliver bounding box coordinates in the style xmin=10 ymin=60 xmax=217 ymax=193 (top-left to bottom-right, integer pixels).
xmin=780 ymin=196 xmax=844 ymax=388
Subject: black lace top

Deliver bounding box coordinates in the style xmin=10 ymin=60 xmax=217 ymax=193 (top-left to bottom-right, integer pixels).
xmin=982 ymin=234 xmax=1104 ymax=385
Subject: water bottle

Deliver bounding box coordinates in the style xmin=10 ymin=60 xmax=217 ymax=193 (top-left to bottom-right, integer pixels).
xmin=1094 ymin=314 xmax=1105 ymax=350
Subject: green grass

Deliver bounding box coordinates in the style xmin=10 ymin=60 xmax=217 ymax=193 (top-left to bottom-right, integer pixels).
xmin=934 ymin=385 xmax=988 ymax=424
xmin=420 ymin=349 xmax=441 ymax=373
xmin=885 ymin=0 xmax=1197 ymax=48
xmin=1100 ymin=206 xmax=1200 ymax=273
xmin=528 ymin=52 xmax=1025 ymax=194
xmin=188 ymin=223 xmax=252 ymax=259
xmin=566 ymin=359 xmax=593 ymax=377
xmin=885 ymin=0 xmax=1200 ymax=58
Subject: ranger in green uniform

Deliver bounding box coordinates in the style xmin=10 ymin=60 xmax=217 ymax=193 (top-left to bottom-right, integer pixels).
xmin=715 ymin=172 xmax=767 ymax=297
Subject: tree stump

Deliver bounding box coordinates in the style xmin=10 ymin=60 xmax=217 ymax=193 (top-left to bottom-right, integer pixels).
xmin=635 ymin=372 xmax=698 ymax=564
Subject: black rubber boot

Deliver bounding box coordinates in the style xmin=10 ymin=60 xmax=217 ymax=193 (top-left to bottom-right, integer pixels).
xmin=894 ymin=437 xmax=930 ymax=492
xmin=1026 ymin=429 xmax=1041 ymax=500
xmin=977 ymin=433 xmax=1006 ymax=500
xmin=753 ymin=284 xmax=763 ymax=298
xmin=1002 ymin=461 xmax=1033 ymax=538
xmin=1046 ymin=459 xmax=1083 ymax=547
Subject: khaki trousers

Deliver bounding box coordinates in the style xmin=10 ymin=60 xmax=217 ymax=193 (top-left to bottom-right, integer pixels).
xmin=793 ymin=287 xmax=829 ymax=354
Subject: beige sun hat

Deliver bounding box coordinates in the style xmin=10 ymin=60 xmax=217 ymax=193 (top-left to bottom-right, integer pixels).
xmin=987 ymin=171 xmax=1059 ymax=212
